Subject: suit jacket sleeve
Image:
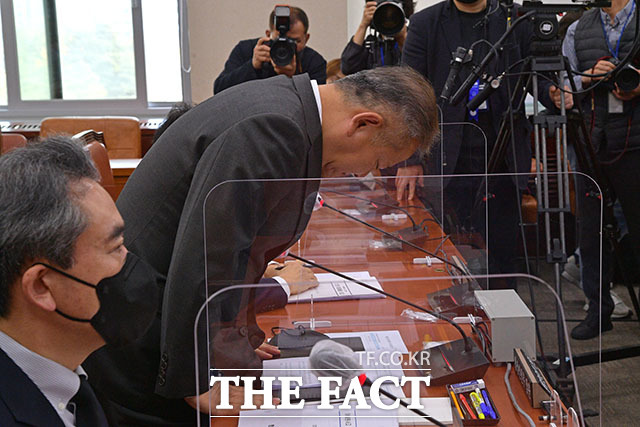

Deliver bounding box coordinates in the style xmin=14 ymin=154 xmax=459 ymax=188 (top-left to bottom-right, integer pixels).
xmin=156 ymin=114 xmax=310 ymax=399
xmin=214 ymin=40 xmax=263 ymax=94
xmin=341 ymin=37 xmax=368 ymax=75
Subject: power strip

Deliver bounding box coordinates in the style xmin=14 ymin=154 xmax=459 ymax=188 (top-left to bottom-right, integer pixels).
xmin=513 ymin=348 xmax=551 ymax=408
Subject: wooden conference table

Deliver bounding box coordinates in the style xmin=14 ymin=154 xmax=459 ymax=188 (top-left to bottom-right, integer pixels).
xmin=211 ymin=181 xmax=552 ymax=426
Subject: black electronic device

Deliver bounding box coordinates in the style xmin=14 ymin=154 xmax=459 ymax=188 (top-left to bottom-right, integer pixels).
xmin=270 ymin=5 xmax=297 ymax=67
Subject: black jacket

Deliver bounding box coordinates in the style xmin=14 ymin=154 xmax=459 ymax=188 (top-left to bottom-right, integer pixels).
xmin=403 ymin=0 xmax=554 ymax=187
xmin=0 ymin=348 xmax=66 ymax=427
xmin=214 ymin=37 xmax=327 ymax=94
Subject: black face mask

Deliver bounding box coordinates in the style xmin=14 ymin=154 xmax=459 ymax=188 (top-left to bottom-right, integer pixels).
xmin=36 ymin=252 xmax=160 ymax=347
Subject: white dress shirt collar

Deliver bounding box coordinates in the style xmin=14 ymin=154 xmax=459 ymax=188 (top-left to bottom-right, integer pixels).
xmin=310 ymin=79 xmax=322 ymax=125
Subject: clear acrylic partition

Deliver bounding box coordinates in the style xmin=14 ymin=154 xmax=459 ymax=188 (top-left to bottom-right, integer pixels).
xmin=192 ymin=170 xmax=603 ymax=426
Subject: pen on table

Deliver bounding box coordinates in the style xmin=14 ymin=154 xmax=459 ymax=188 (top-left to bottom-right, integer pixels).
xmin=481 ymin=389 xmax=497 ymax=419
xmin=459 ymin=393 xmax=477 ymax=420
xmin=449 ymin=390 xmax=465 ymax=419
xmin=469 ymin=391 xmax=485 ymax=420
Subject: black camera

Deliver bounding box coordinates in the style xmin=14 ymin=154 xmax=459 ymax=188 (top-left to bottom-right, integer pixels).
xmin=372 ymin=0 xmax=406 ymax=37
xmin=270 ymin=5 xmax=297 ymax=67
xmin=611 ymin=58 xmax=640 ymax=92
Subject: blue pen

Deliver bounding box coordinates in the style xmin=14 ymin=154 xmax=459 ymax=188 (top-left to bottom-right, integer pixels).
xmin=481 ymin=389 xmax=497 ymax=419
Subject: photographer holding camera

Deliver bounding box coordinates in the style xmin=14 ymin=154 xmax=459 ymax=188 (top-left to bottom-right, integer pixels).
xmin=341 ymin=1 xmax=415 ymax=75
xmin=214 ymin=5 xmax=326 ymax=94
xmin=562 ymin=0 xmax=640 ymax=339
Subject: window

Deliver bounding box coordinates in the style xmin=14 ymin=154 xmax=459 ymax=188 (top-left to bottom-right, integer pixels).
xmin=0 ymin=0 xmax=190 ymax=117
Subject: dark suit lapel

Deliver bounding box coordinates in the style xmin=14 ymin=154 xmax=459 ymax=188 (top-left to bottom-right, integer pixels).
xmin=439 ymin=1 xmax=464 ymax=62
xmin=0 ymin=348 xmax=66 ymax=426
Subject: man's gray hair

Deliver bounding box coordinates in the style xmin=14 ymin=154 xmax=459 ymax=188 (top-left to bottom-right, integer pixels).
xmin=333 ymin=65 xmax=439 ymax=154
xmin=0 ymin=136 xmax=99 ymax=317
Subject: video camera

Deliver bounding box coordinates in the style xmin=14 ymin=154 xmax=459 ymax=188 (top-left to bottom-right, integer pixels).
xmin=371 ymin=0 xmax=406 ymax=37
xmin=270 ymin=5 xmax=297 ymax=67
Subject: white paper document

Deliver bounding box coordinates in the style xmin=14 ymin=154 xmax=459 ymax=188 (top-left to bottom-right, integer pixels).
xmin=288 ymin=271 xmax=385 ymax=303
xmin=325 ymin=330 xmax=409 ymax=354
xmin=238 ymin=401 xmax=400 ymax=427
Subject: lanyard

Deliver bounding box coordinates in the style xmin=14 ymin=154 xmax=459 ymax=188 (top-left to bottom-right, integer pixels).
xmin=600 ymin=2 xmax=636 ymax=59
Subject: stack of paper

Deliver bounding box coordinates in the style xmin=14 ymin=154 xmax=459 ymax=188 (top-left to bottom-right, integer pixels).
xmin=288 ymin=271 xmax=385 ymax=303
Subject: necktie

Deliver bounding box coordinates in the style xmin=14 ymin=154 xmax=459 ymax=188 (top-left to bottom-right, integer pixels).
xmin=68 ymin=375 xmax=108 ymax=427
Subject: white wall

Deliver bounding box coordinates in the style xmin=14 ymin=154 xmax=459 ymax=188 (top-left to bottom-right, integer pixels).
xmin=187 ymin=0 xmax=348 ymax=103
xmin=187 ymin=0 xmax=448 ymax=103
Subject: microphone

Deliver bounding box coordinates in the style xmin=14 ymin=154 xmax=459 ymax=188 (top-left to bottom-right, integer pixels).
xmin=309 ymin=340 xmax=446 ymax=427
xmin=449 ymin=10 xmax=534 ymax=106
xmin=287 ymin=253 xmax=490 ymax=386
xmin=466 ymin=75 xmax=502 ymax=112
xmin=440 ymin=47 xmax=472 ymax=103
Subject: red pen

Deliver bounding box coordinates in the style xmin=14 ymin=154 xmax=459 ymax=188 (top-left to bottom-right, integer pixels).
xmin=459 ymin=393 xmax=477 ymax=420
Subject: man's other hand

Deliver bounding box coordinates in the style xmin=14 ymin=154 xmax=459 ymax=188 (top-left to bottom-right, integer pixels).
xmin=252 ymin=36 xmax=271 ymax=70
xmin=255 ymin=342 xmax=280 ymax=360
xmin=275 ymin=260 xmax=318 ymax=295
xmin=549 ymin=85 xmax=574 ymax=109
xmin=582 ymin=59 xmax=616 ymax=86
xmin=396 ymin=165 xmax=424 ymax=201
xmin=185 ymin=383 xmax=280 ymax=416
xmin=360 ymin=1 xmax=377 ymax=29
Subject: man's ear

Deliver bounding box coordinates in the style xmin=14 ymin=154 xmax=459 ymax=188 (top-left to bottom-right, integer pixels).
xmin=20 ymin=264 xmax=57 ymax=312
xmin=305 ymin=33 xmax=310 ymax=44
xmin=265 ymin=29 xmax=271 ymax=38
xmin=346 ymin=112 xmax=384 ymax=137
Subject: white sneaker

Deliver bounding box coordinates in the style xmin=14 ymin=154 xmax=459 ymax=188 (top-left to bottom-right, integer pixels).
xmin=562 ymin=255 xmax=581 ymax=285
xmin=584 ymin=290 xmax=634 ymax=318
xmin=611 ymin=290 xmax=632 ymax=319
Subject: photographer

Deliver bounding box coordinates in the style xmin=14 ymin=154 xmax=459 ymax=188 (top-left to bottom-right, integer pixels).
xmin=341 ymin=1 xmax=415 ymax=75
xmin=213 ymin=5 xmax=326 ymax=94
xmin=402 ymin=0 xmax=571 ymax=287
xmin=562 ymin=0 xmax=640 ymax=339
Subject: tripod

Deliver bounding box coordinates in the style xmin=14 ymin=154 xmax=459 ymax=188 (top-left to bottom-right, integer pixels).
xmin=485 ymin=35 xmax=640 ymax=405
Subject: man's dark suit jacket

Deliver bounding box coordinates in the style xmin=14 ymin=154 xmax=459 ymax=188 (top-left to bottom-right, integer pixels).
xmin=213 ymin=37 xmax=327 ymax=94
xmin=0 ymin=348 xmax=66 ymax=426
xmin=84 ymin=74 xmax=323 ymax=425
xmin=402 ymin=0 xmax=553 ymax=188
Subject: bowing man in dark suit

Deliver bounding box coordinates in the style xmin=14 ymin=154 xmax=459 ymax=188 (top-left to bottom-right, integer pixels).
xmin=0 ymin=137 xmax=160 ymax=426
xmin=84 ymin=66 xmax=440 ymax=425
xmin=214 ymin=5 xmax=327 ymax=94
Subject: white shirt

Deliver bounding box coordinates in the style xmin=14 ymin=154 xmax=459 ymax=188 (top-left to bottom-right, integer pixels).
xmin=311 ymin=79 xmax=323 ymax=124
xmin=0 ymin=330 xmax=83 ymax=427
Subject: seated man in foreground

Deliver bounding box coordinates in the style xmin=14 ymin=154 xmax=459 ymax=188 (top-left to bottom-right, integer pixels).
xmin=0 ymin=137 xmax=159 ymax=426
xmin=86 ymin=66 xmax=439 ymax=425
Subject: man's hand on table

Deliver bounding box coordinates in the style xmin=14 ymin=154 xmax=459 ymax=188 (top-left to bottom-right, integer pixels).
xmin=185 ymin=382 xmax=281 ymax=416
xmin=395 ymin=165 xmax=424 ymax=201
xmin=255 ymin=342 xmax=280 ymax=360
xmin=268 ymin=260 xmax=319 ymax=295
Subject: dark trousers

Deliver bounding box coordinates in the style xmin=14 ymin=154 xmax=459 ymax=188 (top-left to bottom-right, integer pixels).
xmin=423 ymin=142 xmax=522 ymax=289
xmin=577 ymin=148 xmax=640 ymax=316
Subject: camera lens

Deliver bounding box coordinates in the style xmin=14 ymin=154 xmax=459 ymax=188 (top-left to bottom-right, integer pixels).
xmin=271 ymin=39 xmax=295 ymax=67
xmin=372 ymin=1 xmax=405 ymax=36
xmin=615 ymin=65 xmax=639 ymax=92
